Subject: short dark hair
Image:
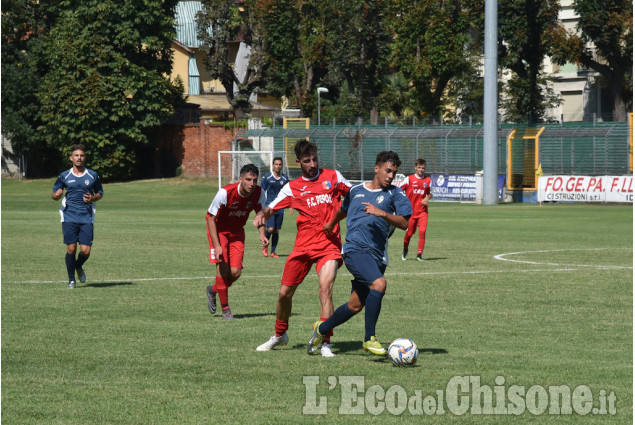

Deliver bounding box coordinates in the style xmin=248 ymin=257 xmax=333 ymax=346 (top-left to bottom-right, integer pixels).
xmin=416 ymin=158 xmax=426 ymax=166
xmin=70 ymin=144 xmax=86 ymax=154
xmin=240 ymin=163 xmax=259 ymax=177
xmin=376 ymin=151 xmax=401 ymax=168
xmin=294 ymin=139 xmax=317 ymax=160
xmin=273 ymin=156 xmax=283 ymax=164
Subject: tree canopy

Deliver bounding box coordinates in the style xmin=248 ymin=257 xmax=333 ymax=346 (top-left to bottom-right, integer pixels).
xmin=2 ymin=0 xmax=184 ymax=179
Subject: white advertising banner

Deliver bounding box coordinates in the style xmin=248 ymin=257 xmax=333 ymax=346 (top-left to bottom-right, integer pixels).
xmin=538 ymin=175 xmax=633 ymax=203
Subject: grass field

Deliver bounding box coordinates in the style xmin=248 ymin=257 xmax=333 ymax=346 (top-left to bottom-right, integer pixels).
xmin=2 ymin=177 xmax=632 ymax=424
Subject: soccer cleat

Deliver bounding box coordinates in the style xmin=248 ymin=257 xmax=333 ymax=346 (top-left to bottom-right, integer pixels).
xmin=262 ymin=246 xmax=269 ymax=257
xmin=402 ymin=248 xmax=408 ymax=261
xmin=270 ymin=253 xmax=280 ymax=258
xmin=221 ymin=307 xmax=234 ymax=321
xmin=256 ymin=333 xmax=289 ymax=351
xmin=76 ymin=267 xmax=86 ymax=283
xmin=363 ymin=336 xmax=387 ymax=356
xmin=307 ymin=321 xmax=325 ymax=354
xmin=416 ymin=254 xmax=424 ymax=262
xmin=67 ymin=280 xmax=76 ymax=289
xmin=206 ymin=285 xmax=217 ymax=314
xmin=320 ymin=343 xmax=335 ymax=357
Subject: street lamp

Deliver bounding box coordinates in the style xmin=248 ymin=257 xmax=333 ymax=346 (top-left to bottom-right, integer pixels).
xmin=317 ymin=87 xmax=329 ymax=126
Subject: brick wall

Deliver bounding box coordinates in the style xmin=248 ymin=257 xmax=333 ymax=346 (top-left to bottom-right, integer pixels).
xmin=153 ymin=119 xmax=235 ymax=178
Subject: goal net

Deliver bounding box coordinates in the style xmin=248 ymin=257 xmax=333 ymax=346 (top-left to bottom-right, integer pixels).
xmin=217 ymin=151 xmax=274 ymax=188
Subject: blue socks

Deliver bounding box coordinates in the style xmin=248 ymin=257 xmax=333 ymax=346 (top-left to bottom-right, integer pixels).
xmin=271 ymin=233 xmax=279 ymax=253
xmin=76 ymin=252 xmax=88 ymax=269
xmin=319 ymin=303 xmax=355 ymax=335
xmin=364 ymin=289 xmax=385 ymax=341
xmin=65 ymin=253 xmax=76 ymax=281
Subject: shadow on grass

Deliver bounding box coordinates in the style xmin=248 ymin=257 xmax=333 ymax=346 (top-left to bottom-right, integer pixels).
xmin=419 ymin=348 xmax=448 ymax=354
xmin=418 ymin=257 xmax=447 ymax=262
xmin=232 ymin=312 xmax=277 ymax=319
xmin=82 ymin=282 xmax=135 ymax=288
xmin=291 ymin=341 xmax=448 ymax=357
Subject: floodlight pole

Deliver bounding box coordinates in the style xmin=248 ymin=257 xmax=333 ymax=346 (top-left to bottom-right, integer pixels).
xmin=483 ymin=0 xmax=499 ymax=205
xmin=317 ymin=87 xmax=328 ymax=126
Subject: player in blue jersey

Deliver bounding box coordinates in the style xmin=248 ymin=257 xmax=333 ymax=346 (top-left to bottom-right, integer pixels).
xmin=260 ymin=157 xmax=290 ymax=258
xmin=307 ymin=151 xmax=412 ymax=356
xmin=52 ymin=144 xmax=104 ymax=289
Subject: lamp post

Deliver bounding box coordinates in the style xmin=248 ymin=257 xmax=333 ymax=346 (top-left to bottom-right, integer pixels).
xmin=317 ymin=87 xmax=328 ymax=126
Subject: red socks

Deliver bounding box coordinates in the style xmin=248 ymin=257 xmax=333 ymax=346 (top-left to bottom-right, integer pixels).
xmin=275 ymin=318 xmax=288 ymax=337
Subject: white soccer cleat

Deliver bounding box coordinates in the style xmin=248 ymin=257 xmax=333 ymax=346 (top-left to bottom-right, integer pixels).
xmin=320 ymin=343 xmax=335 ymax=357
xmin=256 ymin=333 xmax=289 ymax=351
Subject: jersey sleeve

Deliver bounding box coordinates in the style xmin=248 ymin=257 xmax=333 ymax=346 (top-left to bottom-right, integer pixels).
xmin=340 ymin=189 xmax=352 ymax=214
xmin=393 ymin=187 xmax=413 ymax=218
xmin=207 ymin=188 xmax=228 ymax=216
xmin=268 ymin=183 xmax=293 ymax=210
xmin=335 ymin=169 xmax=352 ymax=196
xmin=256 ymin=188 xmax=266 ymax=212
xmin=260 ymin=176 xmax=270 ymax=195
xmin=92 ymin=173 xmax=104 ymax=195
xmin=398 ymin=175 xmax=410 ymax=190
xmin=52 ymin=174 xmax=65 ymax=193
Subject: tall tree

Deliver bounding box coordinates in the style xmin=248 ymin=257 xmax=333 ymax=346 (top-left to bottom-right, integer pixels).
xmin=498 ymin=0 xmax=562 ymax=123
xmin=385 ymin=0 xmax=482 ymax=121
xmin=197 ymin=0 xmax=267 ymax=114
xmin=3 ymin=0 xmax=183 ymax=179
xmin=550 ymin=0 xmax=632 ymax=121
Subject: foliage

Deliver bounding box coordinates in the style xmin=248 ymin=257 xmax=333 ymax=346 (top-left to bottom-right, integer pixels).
xmin=550 ymin=0 xmax=633 ymax=120
xmin=197 ymin=0 xmax=267 ymax=114
xmin=2 ymin=0 xmax=184 ymax=180
xmin=498 ymin=0 xmax=562 ymax=123
xmin=385 ymin=0 xmax=482 ymax=121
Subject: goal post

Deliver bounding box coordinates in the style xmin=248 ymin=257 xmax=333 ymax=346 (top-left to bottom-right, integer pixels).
xmin=217 ymin=151 xmax=274 ymax=189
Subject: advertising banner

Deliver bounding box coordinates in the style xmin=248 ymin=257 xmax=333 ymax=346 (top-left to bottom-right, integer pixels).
xmin=431 ymin=174 xmax=505 ymax=202
xmin=538 ymin=175 xmax=633 ymax=203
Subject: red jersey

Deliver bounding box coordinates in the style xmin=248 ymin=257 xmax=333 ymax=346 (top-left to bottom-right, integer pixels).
xmin=207 ymin=182 xmax=266 ymax=234
xmin=399 ymin=174 xmax=431 ymax=217
xmin=269 ymin=169 xmax=350 ymax=252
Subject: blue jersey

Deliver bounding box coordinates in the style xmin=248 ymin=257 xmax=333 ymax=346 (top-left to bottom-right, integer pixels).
xmin=53 ymin=168 xmax=104 ymax=224
xmin=261 ymin=172 xmax=290 ymax=211
xmin=341 ymin=182 xmax=412 ymax=265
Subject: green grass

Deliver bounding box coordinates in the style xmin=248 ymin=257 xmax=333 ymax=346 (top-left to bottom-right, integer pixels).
xmin=2 ymin=177 xmax=632 ymax=424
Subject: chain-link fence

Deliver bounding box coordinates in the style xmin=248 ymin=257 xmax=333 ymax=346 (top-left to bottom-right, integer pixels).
xmin=240 ymin=122 xmax=631 ymax=182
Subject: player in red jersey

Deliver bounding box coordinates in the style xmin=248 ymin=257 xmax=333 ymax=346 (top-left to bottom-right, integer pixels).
xmin=399 ymin=158 xmax=432 ymax=261
xmin=254 ymin=139 xmax=350 ymax=357
xmin=206 ymin=164 xmax=268 ymax=321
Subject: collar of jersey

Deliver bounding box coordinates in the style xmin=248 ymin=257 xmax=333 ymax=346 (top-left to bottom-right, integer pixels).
xmin=301 ymin=169 xmax=321 ymax=181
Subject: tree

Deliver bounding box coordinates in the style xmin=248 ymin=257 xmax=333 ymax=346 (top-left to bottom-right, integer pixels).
xmin=385 ymin=0 xmax=483 ymax=121
xmin=498 ymin=0 xmax=562 ymax=123
xmin=551 ymin=0 xmax=632 ymax=121
xmin=2 ymin=0 xmax=183 ymax=179
xmin=196 ymin=0 xmax=267 ymax=114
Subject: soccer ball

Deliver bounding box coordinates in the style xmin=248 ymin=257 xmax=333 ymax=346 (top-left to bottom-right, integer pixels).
xmin=388 ymin=338 xmax=419 ymax=366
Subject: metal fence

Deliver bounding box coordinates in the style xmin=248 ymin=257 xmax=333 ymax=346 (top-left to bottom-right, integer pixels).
xmin=240 ymin=122 xmax=631 ymax=182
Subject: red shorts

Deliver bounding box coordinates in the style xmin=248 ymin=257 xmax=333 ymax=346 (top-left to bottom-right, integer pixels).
xmin=208 ymin=230 xmax=245 ymax=269
xmin=281 ymin=248 xmax=343 ymax=287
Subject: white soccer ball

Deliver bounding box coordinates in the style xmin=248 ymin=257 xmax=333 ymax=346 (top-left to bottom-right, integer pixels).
xmin=388 ymin=338 xmax=419 ymax=366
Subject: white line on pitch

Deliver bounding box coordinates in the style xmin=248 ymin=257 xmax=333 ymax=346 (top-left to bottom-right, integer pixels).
xmin=4 ymin=267 xmax=612 ymax=285
xmin=494 ymin=248 xmax=633 ymax=270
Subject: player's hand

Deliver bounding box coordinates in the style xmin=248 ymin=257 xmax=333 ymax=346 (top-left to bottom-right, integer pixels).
xmin=323 ymin=221 xmax=335 ymax=235
xmin=261 ymin=236 xmax=269 ymax=247
xmin=253 ymin=213 xmax=266 ymax=228
xmin=214 ymin=245 xmax=223 ymax=262
xmin=421 ymin=198 xmax=429 ymax=207
xmin=83 ymin=193 xmax=94 ymax=203
xmin=361 ymin=202 xmax=385 ymax=218
xmin=53 ymin=189 xmax=64 ymax=199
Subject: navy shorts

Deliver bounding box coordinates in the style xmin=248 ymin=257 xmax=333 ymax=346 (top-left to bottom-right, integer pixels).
xmin=62 ymin=222 xmax=94 ymax=246
xmin=343 ymin=250 xmax=386 ymax=287
xmin=266 ymin=211 xmax=284 ymax=230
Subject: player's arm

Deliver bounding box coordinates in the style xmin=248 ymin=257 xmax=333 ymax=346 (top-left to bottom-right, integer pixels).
xmin=254 ymin=189 xmax=269 ymax=247
xmin=253 ymin=183 xmax=292 ymax=227
xmin=83 ymin=192 xmax=103 ymax=203
xmin=421 ymin=193 xmax=431 ymax=207
xmin=206 ymin=213 xmax=223 ymax=260
xmin=361 ymin=202 xmax=409 ymax=230
xmin=253 ymin=207 xmax=273 ymax=228
xmin=323 ymin=208 xmax=347 ymax=234
xmin=52 ymin=177 xmax=64 ymax=200
xmin=52 ymin=189 xmax=64 ymax=200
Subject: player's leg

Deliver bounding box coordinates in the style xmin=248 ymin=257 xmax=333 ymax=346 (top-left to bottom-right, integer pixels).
xmin=264 ymin=214 xmax=277 ymax=256
xmin=416 ymin=213 xmax=428 ymax=261
xmin=270 ymin=213 xmax=283 ymax=257
xmin=62 ymin=222 xmax=79 ymax=288
xmin=217 ymin=236 xmax=245 ymax=320
xmin=402 ymin=216 xmax=418 ymax=260
xmin=74 ymin=223 xmax=93 ymax=283
xmin=257 ymin=252 xmax=310 ymax=351
xmin=314 ymin=255 xmax=342 ymax=356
